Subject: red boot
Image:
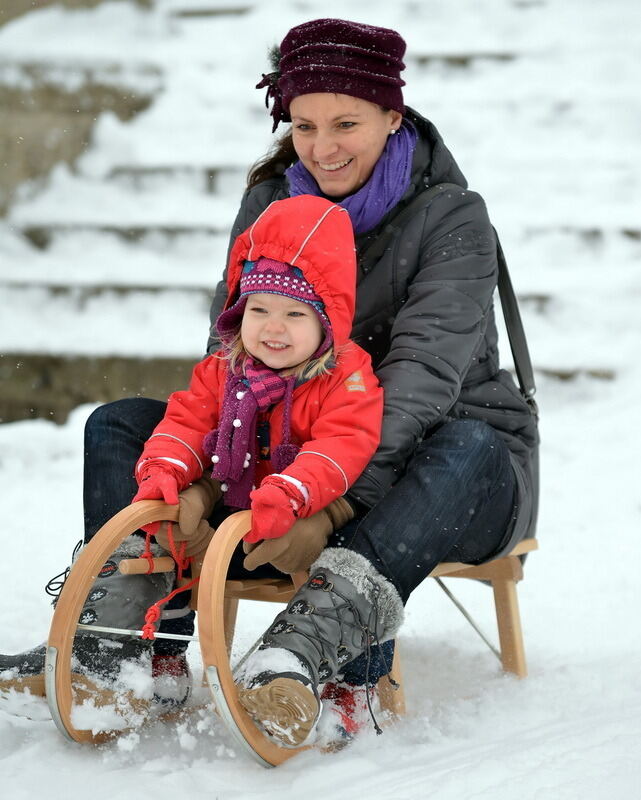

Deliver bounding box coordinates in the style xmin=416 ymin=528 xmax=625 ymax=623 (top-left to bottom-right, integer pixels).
xmin=317 ymin=681 xmax=377 ymax=749
xmin=151 ymin=654 xmax=191 ymax=708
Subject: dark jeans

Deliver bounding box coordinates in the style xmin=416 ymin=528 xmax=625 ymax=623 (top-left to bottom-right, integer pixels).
xmin=337 ymin=418 xmax=516 ymax=603
xmin=83 ymin=400 xmax=515 ymax=675
xmin=332 ymin=418 xmax=515 ymax=684
xmin=82 ymin=398 xmax=288 ymax=653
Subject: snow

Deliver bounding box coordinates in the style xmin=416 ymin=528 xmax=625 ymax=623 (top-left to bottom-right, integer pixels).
xmin=1 ymin=0 xmax=641 ymax=797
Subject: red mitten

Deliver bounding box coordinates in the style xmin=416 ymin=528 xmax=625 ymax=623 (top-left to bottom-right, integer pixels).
xmin=245 ymin=476 xmax=307 ymax=544
xmin=133 ymin=461 xmax=185 ymax=535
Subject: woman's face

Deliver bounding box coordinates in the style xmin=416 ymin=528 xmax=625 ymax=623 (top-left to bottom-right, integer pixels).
xmin=289 ymin=93 xmax=403 ymax=198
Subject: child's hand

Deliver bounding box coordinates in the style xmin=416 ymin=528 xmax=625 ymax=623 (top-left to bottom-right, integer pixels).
xmin=133 ymin=462 xmax=184 ymax=536
xmin=246 ymin=476 xmax=306 ymax=543
xmin=133 ymin=461 xmax=183 ymax=504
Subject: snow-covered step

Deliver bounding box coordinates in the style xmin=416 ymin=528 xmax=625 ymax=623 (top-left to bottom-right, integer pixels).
xmin=2 ymin=279 xmax=625 ymax=383
xmin=1 ymin=285 xmax=209 ymax=357
xmin=168 ymin=3 xmax=251 ymax=18
xmin=107 ymin=164 xmax=244 ymax=195
xmin=16 ymin=220 xmax=638 ymax=255
xmin=0 ymin=58 xmax=164 ymax=102
xmin=15 ymin=222 xmax=226 ymax=251
xmin=9 ymin=172 xmax=237 ymax=225
xmin=410 ymin=51 xmax=518 ymax=68
xmin=537 ymin=366 xmax=616 ymax=383
xmin=0 ymin=226 xmax=229 ymax=287
xmin=6 ymin=171 xmax=239 ymax=247
xmin=0 ymin=56 xmax=164 ymax=212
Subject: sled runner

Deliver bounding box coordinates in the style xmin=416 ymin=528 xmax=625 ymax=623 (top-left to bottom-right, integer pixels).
xmin=46 ymin=500 xmax=537 ymax=766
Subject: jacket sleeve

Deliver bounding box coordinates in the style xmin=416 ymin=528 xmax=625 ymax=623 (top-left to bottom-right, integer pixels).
xmin=136 ymin=356 xmax=222 ymax=485
xmin=348 ymin=188 xmax=498 ymax=509
xmin=280 ymin=348 xmax=383 ymax=517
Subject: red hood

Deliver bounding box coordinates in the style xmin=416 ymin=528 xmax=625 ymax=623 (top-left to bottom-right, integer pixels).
xmin=224 ymin=195 xmax=356 ymax=348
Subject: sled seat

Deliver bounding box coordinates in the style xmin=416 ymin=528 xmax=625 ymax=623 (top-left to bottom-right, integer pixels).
xmin=377 ymin=537 xmax=538 ymax=715
xmin=219 ymin=537 xmax=538 ymax=718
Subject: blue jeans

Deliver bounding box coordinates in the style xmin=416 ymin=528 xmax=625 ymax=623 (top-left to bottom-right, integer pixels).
xmin=83 ymin=398 xmax=192 ymax=654
xmin=331 ymin=418 xmax=515 ymax=684
xmin=338 ymin=418 xmax=515 ymax=602
xmin=83 ymin=401 xmax=515 ymax=674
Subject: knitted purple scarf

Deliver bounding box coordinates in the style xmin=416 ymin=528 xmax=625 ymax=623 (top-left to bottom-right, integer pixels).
xmin=202 ymin=359 xmax=298 ymax=509
xmin=286 ymin=119 xmax=418 ymax=234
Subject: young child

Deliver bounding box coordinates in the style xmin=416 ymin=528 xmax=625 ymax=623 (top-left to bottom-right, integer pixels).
xmin=133 ymin=192 xmax=383 ymax=583
xmin=131 ymin=195 xmax=383 ymax=744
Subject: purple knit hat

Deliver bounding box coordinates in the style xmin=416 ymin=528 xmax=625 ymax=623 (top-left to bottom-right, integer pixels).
xmin=257 ymin=18 xmax=406 ymax=132
xmin=216 ymin=256 xmax=333 ymax=356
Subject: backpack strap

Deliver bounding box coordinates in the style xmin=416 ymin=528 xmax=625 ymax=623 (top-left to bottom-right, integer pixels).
xmin=494 ymin=228 xmax=537 ymax=408
xmin=358 ymin=182 xmax=537 ymax=407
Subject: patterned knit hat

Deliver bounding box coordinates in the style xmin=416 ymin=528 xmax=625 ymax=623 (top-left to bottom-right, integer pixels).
xmin=257 ymin=18 xmax=407 ymax=132
xmin=216 ymin=257 xmax=333 ymax=356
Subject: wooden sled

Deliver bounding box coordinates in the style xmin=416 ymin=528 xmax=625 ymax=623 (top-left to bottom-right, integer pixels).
xmin=46 ymin=501 xmax=537 ymax=766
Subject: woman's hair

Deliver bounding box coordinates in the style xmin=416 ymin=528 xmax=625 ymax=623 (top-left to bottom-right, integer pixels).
xmin=222 ymin=328 xmax=335 ymax=380
xmin=247 ymin=128 xmax=297 ymax=189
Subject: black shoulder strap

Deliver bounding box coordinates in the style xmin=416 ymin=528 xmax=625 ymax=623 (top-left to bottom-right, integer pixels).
xmin=359 ymin=182 xmax=536 ymax=404
xmin=493 ymin=229 xmax=537 ymax=404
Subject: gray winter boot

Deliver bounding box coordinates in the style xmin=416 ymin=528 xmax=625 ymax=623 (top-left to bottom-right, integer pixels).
xmin=237 ymin=548 xmax=404 ymax=747
xmin=69 ymin=536 xmax=175 ymax=712
xmin=0 ymin=536 xmax=175 ymax=713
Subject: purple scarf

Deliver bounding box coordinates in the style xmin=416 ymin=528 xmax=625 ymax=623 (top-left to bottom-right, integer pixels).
xmin=286 ymin=119 xmax=418 ymax=234
xmin=203 ymin=359 xmax=298 ymax=509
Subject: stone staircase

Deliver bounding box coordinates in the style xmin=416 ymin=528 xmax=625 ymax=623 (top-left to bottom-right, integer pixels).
xmin=1 ymin=0 xmax=638 ymax=422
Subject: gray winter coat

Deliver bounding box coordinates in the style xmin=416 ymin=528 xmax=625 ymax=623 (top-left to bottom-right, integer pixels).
xmin=207 ymin=108 xmax=539 ymax=556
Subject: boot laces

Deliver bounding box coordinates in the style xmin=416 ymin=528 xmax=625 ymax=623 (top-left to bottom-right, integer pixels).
xmin=284 ymin=575 xmax=397 ymax=736
xmin=44 ymin=539 xmax=83 ymax=603
xmin=362 ymin=581 xmax=399 ymax=735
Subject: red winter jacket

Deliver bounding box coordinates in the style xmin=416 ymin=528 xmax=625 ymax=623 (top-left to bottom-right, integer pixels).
xmin=137 ymin=196 xmax=383 ymax=516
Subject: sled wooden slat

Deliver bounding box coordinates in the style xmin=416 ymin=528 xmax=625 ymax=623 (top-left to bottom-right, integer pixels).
xmin=224 ymin=578 xmax=299 ymax=602
xmin=119 ymin=556 xmax=175 ymax=575
xmin=428 ymin=538 xmax=537 ymax=578
xmin=374 ymin=538 xmax=539 ymax=717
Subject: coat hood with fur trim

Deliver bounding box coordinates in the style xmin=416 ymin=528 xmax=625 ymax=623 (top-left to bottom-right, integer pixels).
xmin=222 ymin=195 xmax=356 ymax=349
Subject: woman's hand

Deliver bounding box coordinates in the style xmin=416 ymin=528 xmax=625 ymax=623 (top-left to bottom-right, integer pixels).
xmin=243 ymin=496 xmax=354 ymax=573
xmin=152 ymin=477 xmax=222 ymax=558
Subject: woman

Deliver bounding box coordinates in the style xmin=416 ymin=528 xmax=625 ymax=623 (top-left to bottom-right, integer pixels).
xmin=1 ymin=18 xmax=538 ymax=747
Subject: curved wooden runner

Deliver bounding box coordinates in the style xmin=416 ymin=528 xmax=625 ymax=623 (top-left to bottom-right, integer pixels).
xmin=46 ymin=500 xmax=178 ymax=744
xmin=197 ymin=510 xmax=309 ymax=767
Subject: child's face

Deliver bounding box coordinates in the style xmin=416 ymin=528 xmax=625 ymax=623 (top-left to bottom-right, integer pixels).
xmin=240 ymin=292 xmax=324 ymax=370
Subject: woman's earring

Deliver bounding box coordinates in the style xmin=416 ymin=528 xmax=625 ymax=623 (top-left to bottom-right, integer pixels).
xmin=389 ymin=129 xmax=397 ymax=135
